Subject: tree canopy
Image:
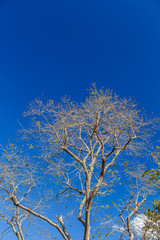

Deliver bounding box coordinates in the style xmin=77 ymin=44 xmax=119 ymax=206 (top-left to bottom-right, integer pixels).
xmin=0 ymin=85 xmax=159 ymax=240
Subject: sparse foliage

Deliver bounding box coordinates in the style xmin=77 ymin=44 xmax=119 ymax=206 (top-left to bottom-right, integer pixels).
xmin=0 ymin=85 xmax=159 ymax=240
xmin=141 ymin=152 xmax=160 ymax=240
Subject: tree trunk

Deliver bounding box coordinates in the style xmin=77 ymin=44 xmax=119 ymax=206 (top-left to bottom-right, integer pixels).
xmin=84 ymin=173 xmax=92 ymax=240
xmin=83 ymin=203 xmax=91 ymax=240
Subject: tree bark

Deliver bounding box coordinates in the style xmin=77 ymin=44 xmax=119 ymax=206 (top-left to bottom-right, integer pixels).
xmin=83 ymin=173 xmax=92 ymax=240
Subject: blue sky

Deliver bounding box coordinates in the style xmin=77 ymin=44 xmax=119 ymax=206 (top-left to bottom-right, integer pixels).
xmin=0 ymin=0 xmax=160 ymax=145
xmin=0 ymin=0 xmax=160 ymax=239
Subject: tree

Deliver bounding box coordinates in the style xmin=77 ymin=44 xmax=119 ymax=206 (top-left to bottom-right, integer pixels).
xmin=0 ymin=85 xmax=158 ymax=240
xmin=109 ymin=163 xmax=157 ymax=240
xmin=0 ymin=144 xmax=72 ymax=240
xmin=141 ymin=151 xmax=160 ymax=240
xmin=15 ymin=85 xmax=157 ymax=240
xmin=105 ymin=150 xmax=160 ymax=240
xmin=0 ymin=144 xmax=35 ymax=240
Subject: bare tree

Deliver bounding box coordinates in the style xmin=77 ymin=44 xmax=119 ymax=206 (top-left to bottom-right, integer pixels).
xmin=95 ymin=162 xmax=157 ymax=240
xmin=15 ymin=85 xmax=157 ymax=240
xmin=0 ymin=144 xmax=53 ymax=240
xmin=0 ymin=144 xmax=41 ymax=240
xmin=114 ymin=164 xmax=156 ymax=240
xmin=0 ymin=207 xmax=25 ymax=240
xmin=0 ymin=144 xmax=73 ymax=240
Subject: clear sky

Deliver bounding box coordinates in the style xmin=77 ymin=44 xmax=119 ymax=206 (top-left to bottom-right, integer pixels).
xmin=0 ymin=0 xmax=160 ymax=145
xmin=0 ymin=0 xmax=160 ymax=238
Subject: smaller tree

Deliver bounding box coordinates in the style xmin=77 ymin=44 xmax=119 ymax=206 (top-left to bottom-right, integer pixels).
xmin=0 ymin=144 xmax=73 ymax=240
xmin=141 ymin=156 xmax=160 ymax=240
xmin=0 ymin=144 xmax=34 ymax=239
xmin=103 ymin=163 xmax=156 ymax=240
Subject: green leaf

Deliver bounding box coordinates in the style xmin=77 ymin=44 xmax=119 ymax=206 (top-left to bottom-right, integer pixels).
xmin=36 ymin=121 xmax=41 ymax=129
xmin=29 ymin=144 xmax=35 ymax=149
xmin=123 ymin=161 xmax=128 ymax=168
